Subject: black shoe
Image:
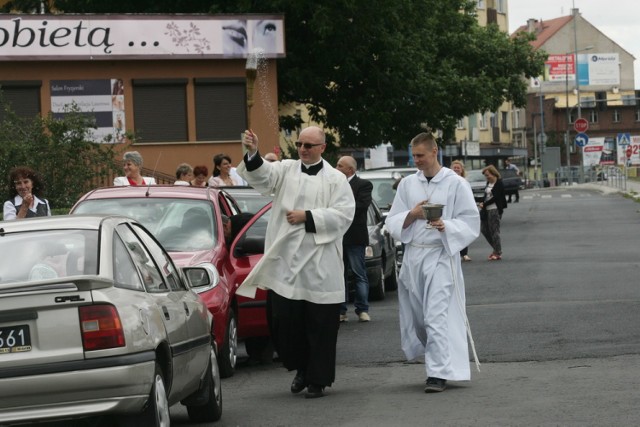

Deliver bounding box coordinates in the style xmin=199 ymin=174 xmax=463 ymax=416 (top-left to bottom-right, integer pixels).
xmin=424 ymin=377 xmax=446 ymax=393
xmin=291 ymin=371 xmax=306 ymax=394
xmin=304 ymin=384 xmax=325 ymax=399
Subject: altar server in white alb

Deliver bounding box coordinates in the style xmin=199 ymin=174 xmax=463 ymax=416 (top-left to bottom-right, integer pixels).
xmin=236 ymin=126 xmax=355 ymax=399
xmin=386 ymin=132 xmax=480 ymax=393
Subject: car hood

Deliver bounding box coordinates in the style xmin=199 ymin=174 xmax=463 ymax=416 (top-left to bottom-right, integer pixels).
xmin=168 ymin=249 xmax=218 ymax=268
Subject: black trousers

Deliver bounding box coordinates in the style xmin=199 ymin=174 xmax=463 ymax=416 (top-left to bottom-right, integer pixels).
xmin=269 ymin=291 xmax=341 ymax=387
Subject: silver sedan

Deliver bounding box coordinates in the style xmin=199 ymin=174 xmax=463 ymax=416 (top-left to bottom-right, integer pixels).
xmin=0 ymin=214 xmax=222 ymax=425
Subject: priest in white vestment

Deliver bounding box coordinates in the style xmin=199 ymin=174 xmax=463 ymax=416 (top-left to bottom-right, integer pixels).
xmin=386 ymin=132 xmax=480 ymax=393
xmin=236 ymin=126 xmax=355 ymax=399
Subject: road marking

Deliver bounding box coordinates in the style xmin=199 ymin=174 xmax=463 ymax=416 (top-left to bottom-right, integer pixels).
xmin=561 ymin=194 xmax=572 ymax=198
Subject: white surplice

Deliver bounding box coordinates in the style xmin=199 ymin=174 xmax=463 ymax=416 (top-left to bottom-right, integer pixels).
xmin=386 ymin=167 xmax=480 ymax=381
xmin=236 ymin=158 xmax=355 ymax=304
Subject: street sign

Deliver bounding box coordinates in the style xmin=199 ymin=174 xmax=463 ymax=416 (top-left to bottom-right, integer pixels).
xmin=536 ymin=132 xmax=548 ymax=144
xmin=617 ymin=133 xmax=631 ymax=145
xmin=575 ymin=132 xmax=589 ymax=147
xmin=626 ymin=146 xmax=633 ymax=159
xmin=574 ymin=118 xmax=589 ymax=133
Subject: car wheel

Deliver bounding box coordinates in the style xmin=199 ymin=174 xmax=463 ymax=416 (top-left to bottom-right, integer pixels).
xmin=218 ymin=309 xmax=237 ymax=378
xmin=186 ymin=345 xmax=223 ymax=422
xmin=120 ymin=362 xmax=170 ymax=427
xmin=245 ymin=336 xmax=274 ymax=363
xmin=368 ymin=265 xmax=385 ymax=301
xmin=384 ymin=261 xmax=398 ymax=291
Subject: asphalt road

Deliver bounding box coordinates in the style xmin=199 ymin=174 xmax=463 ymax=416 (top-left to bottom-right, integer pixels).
xmin=172 ymin=185 xmax=640 ymax=426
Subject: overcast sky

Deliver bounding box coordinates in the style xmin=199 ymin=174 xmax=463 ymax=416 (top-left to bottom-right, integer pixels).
xmin=508 ymin=0 xmax=639 ymax=89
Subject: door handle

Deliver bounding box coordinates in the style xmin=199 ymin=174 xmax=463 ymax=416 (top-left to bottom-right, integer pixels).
xmin=162 ymin=306 xmax=170 ymax=320
xmin=183 ymin=302 xmax=190 ymax=316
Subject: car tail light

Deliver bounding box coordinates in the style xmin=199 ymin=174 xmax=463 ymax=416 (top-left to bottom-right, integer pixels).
xmin=79 ymin=305 xmax=126 ymax=351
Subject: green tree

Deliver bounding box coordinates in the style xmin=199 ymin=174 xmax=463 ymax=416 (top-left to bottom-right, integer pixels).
xmin=0 ymin=102 xmax=122 ymax=209
xmin=41 ymin=0 xmax=545 ymax=148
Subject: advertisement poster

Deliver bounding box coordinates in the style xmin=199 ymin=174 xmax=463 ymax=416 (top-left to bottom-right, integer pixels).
xmin=50 ymin=79 xmax=125 ymax=143
xmin=1 ymin=16 xmax=285 ymax=60
xmin=582 ymin=137 xmax=605 ymax=167
xmin=577 ymin=53 xmax=620 ymax=86
xmin=616 ymin=135 xmax=640 ymax=166
xmin=544 ymin=54 xmax=575 ymax=82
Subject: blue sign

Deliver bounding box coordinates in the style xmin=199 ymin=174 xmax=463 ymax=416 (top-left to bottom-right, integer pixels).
xmin=575 ymin=133 xmax=589 ymax=147
xmin=617 ymin=133 xmax=631 ymax=145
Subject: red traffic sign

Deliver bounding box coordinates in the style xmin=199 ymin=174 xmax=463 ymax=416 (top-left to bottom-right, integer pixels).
xmin=574 ymin=118 xmax=589 ymax=133
xmin=626 ymin=146 xmax=633 ymax=159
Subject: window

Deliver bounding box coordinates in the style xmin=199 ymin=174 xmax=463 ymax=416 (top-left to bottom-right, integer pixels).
xmin=478 ymin=112 xmax=486 ymax=129
xmin=113 ymin=234 xmax=144 ymax=291
xmin=635 ymin=109 xmax=640 ymax=122
xmin=132 ymin=78 xmax=188 ymax=142
xmin=132 ymin=223 xmax=184 ymax=291
xmin=117 ymin=224 xmax=167 ymax=293
xmin=194 ymin=78 xmax=247 ymax=141
xmin=477 ymin=0 xmax=485 ymax=9
xmin=489 ymin=112 xmax=498 ymax=128
xmin=589 ymin=110 xmax=598 ymax=123
xmin=496 ymin=0 xmax=506 ymax=13
xmin=580 ymin=96 xmax=596 ymax=108
xmin=612 ymin=109 xmax=621 ymax=123
xmin=622 ymin=94 xmax=636 ymax=106
xmin=501 ymin=111 xmax=509 ymax=132
xmin=569 ymin=110 xmax=577 ymax=124
xmin=0 ymin=80 xmax=41 ymax=122
xmin=456 ymin=118 xmax=466 ymax=129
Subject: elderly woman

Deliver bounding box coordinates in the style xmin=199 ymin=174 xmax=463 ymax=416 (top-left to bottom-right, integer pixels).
xmin=3 ymin=166 xmax=52 ymax=220
xmin=113 ymin=151 xmax=156 ymax=186
xmin=478 ymin=165 xmax=507 ymax=261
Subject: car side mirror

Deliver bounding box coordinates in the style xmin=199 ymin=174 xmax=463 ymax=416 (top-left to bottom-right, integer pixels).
xmin=182 ymin=264 xmax=220 ymax=293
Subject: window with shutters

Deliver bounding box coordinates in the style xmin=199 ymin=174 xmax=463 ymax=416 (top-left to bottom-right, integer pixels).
xmin=132 ymin=79 xmax=188 ymax=143
xmin=194 ymin=78 xmax=246 ymax=141
xmin=0 ymin=81 xmax=42 ymax=122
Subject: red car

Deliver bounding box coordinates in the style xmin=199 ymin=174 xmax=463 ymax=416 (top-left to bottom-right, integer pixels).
xmin=71 ymin=185 xmax=271 ymax=378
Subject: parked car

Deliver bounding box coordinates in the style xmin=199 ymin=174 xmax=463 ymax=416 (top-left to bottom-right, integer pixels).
xmin=223 ymin=186 xmax=397 ymax=301
xmin=467 ymin=169 xmax=524 ymax=203
xmin=500 ymin=169 xmax=524 ymax=199
xmin=71 ymin=185 xmax=271 ymax=378
xmin=359 ymin=200 xmax=397 ymax=300
xmin=0 ymin=215 xmax=222 ymax=425
xmin=466 ymin=169 xmax=486 ymax=203
xmin=357 ymin=167 xmax=418 ymax=212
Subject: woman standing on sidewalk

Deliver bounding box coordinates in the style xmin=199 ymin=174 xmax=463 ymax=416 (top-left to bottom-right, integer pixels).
xmin=479 ymin=165 xmax=506 ymax=261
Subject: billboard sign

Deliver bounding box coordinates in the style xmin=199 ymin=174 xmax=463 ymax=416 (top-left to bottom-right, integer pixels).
xmin=577 ymin=53 xmax=620 ymax=86
xmin=0 ymin=15 xmax=285 ymax=60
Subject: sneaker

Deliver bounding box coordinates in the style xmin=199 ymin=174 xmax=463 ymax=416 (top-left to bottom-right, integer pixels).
xmin=339 ymin=314 xmax=349 ymax=323
xmin=358 ymin=312 xmax=370 ymax=322
xmin=424 ymin=377 xmax=447 ymax=393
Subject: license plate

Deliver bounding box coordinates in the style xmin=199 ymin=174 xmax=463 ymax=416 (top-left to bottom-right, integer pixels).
xmin=0 ymin=324 xmax=32 ymax=354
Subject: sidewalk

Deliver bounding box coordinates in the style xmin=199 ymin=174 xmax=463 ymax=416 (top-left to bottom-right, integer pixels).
xmin=569 ymin=177 xmax=640 ymax=198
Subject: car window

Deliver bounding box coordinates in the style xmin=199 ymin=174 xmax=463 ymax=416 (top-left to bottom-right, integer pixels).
xmin=245 ymin=208 xmax=271 ymax=240
xmin=0 ymin=230 xmax=98 ymax=285
xmin=116 ymin=224 xmax=168 ymax=293
xmin=367 ymin=178 xmax=397 ymax=210
xmin=219 ymin=192 xmax=242 ymax=216
xmin=131 ymin=223 xmax=185 ymax=291
xmin=74 ymin=198 xmax=220 ymax=252
xmin=113 ymin=233 xmax=144 ymax=291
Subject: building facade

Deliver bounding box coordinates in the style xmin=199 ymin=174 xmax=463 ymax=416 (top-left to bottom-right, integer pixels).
xmin=0 ymin=14 xmax=285 ymax=178
xmin=513 ymin=9 xmax=640 ymax=181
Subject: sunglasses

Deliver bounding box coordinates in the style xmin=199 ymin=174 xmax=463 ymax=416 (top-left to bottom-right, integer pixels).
xmin=295 ymin=141 xmax=324 ymax=149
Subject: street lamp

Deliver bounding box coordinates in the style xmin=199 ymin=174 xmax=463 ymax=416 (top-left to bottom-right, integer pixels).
xmin=564 ymin=45 xmax=593 ymax=184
